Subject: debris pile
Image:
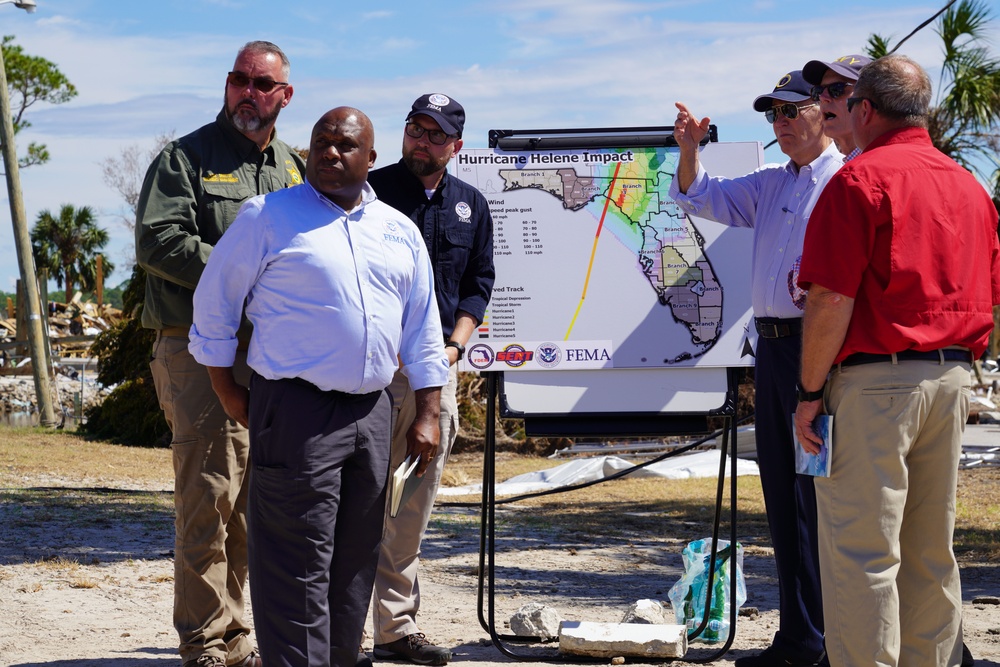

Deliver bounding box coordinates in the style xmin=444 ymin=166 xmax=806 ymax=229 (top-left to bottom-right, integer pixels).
xmin=1 ymin=292 xmax=120 ymax=423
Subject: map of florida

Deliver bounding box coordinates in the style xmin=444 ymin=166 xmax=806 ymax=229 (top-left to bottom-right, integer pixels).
xmin=498 ymin=158 xmax=722 ymax=356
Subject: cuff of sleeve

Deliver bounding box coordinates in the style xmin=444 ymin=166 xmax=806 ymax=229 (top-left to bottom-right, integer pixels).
xmin=187 ymin=328 xmax=239 ymax=368
xmin=404 ymin=357 xmax=451 ymax=391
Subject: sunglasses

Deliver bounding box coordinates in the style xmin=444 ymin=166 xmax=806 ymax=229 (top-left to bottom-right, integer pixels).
xmin=810 ymin=81 xmax=853 ymax=101
xmin=405 ymin=122 xmax=457 ymax=146
xmin=846 ymin=96 xmax=878 ymax=113
xmin=227 ymin=71 xmax=288 ymax=93
xmin=764 ymin=102 xmax=818 ymax=124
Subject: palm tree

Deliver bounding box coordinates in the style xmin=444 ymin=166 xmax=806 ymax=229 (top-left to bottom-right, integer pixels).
xmin=30 ymin=204 xmax=115 ymax=299
xmin=866 ymin=0 xmax=1000 ymax=199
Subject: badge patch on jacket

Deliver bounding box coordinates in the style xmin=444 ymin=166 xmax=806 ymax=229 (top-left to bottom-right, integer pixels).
xmin=455 ymin=202 xmax=472 ymax=222
xmin=285 ymin=160 xmax=302 ymax=185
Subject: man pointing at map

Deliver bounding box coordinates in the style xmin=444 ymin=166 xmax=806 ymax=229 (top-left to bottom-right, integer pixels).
xmin=669 ymin=70 xmax=842 ymax=667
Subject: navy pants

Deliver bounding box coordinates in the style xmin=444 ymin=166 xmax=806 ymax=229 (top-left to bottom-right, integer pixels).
xmin=754 ymin=334 xmax=825 ymax=659
xmin=247 ymin=375 xmax=391 ymax=667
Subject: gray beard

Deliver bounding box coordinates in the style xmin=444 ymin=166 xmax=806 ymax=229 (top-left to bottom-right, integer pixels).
xmin=225 ymin=97 xmax=280 ymax=135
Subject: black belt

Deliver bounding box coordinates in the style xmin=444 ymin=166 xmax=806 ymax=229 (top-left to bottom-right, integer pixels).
xmin=754 ymin=317 xmax=802 ymax=339
xmin=840 ymin=349 xmax=973 ymax=367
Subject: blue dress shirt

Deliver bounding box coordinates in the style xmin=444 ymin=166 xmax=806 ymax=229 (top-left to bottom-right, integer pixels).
xmin=189 ymin=181 xmax=449 ymax=394
xmin=669 ymin=142 xmax=843 ymax=319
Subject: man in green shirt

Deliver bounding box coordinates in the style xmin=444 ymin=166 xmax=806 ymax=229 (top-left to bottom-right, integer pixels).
xmin=135 ymin=40 xmax=305 ymax=667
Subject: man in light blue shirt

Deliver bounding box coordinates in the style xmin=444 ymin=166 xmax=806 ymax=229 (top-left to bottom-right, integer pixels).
xmin=190 ymin=107 xmax=449 ymax=667
xmin=670 ymin=71 xmax=842 ymax=667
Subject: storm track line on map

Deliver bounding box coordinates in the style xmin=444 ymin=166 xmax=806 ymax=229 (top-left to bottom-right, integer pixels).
xmin=565 ymin=161 xmax=623 ymax=340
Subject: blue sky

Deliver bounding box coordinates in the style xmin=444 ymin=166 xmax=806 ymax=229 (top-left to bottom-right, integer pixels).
xmin=1 ymin=0 xmax=992 ymax=292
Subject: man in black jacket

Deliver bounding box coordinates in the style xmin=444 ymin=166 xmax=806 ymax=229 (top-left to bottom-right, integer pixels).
xmin=367 ymin=94 xmax=494 ymax=666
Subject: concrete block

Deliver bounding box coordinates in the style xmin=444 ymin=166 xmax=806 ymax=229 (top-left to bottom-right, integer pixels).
xmin=559 ymin=620 xmax=687 ymax=659
xmin=510 ymin=602 xmax=564 ymax=639
xmin=621 ymin=599 xmax=671 ymax=625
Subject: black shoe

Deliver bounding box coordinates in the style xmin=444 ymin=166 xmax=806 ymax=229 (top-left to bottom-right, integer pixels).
xmin=735 ymin=645 xmax=828 ymax=667
xmin=357 ymin=648 xmax=373 ymax=667
xmin=373 ymin=633 xmax=451 ymax=666
xmin=962 ymin=642 xmax=975 ymax=667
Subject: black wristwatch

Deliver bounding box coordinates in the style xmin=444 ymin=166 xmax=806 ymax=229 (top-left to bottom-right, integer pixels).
xmin=445 ymin=340 xmax=466 ymax=360
xmin=796 ymin=381 xmax=825 ymax=402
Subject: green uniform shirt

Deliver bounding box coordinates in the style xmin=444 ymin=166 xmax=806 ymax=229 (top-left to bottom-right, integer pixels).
xmin=135 ymin=110 xmax=305 ymax=331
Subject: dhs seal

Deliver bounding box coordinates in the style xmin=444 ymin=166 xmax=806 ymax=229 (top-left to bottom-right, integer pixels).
xmin=535 ymin=342 xmax=562 ymax=368
xmin=428 ymin=93 xmax=451 ymax=108
xmin=455 ymin=201 xmax=472 ymax=221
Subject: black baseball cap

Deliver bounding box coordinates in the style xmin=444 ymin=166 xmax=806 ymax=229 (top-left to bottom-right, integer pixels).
xmin=752 ymin=70 xmax=812 ymax=112
xmin=802 ymin=54 xmax=873 ymax=85
xmin=406 ymin=93 xmax=465 ymax=137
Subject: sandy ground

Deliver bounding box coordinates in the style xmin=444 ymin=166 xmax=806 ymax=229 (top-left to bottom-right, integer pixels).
xmin=0 ymin=476 xmax=998 ymax=667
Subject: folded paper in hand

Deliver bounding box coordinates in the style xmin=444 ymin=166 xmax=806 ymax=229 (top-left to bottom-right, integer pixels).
xmin=792 ymin=414 xmax=832 ymax=477
xmin=390 ymin=455 xmax=424 ymax=517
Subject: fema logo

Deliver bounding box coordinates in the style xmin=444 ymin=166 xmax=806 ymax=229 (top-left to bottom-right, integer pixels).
xmin=535 ymin=343 xmax=562 ymax=369
xmin=455 ymin=202 xmax=472 ymax=221
xmin=496 ymin=344 xmax=534 ymax=368
xmin=383 ymin=219 xmax=399 ymax=234
xmin=467 ymin=344 xmax=494 ymax=370
xmin=428 ymin=94 xmax=451 ymax=107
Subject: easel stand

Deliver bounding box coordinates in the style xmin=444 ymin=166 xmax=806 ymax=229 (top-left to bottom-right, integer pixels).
xmin=475 ymin=369 xmax=742 ymax=663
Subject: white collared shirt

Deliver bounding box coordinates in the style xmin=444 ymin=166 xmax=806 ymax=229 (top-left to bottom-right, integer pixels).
xmin=669 ymin=142 xmax=844 ymax=318
xmin=189 ymin=181 xmax=449 ymax=393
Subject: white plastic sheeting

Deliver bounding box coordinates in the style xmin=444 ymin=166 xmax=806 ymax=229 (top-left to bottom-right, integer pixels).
xmin=437 ymin=450 xmax=759 ymax=498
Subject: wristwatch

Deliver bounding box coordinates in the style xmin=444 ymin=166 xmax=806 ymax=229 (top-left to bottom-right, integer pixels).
xmin=796 ymin=381 xmax=825 ymax=402
xmin=445 ymin=340 xmax=466 ymax=360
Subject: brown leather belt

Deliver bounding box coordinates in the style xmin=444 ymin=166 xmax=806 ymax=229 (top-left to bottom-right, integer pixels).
xmin=159 ymin=326 xmax=250 ymax=351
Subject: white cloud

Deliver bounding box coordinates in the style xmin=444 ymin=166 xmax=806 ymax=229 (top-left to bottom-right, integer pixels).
xmin=2 ymin=1 xmax=995 ymax=289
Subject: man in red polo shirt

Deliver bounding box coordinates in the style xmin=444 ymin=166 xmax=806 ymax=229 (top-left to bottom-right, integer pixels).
xmin=794 ymin=55 xmax=1000 ymax=666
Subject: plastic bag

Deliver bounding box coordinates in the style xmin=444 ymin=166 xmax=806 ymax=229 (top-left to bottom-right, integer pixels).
xmin=667 ymin=538 xmax=746 ymax=643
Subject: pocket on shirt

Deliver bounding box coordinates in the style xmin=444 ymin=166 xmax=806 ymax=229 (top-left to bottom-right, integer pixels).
xmin=437 ymin=225 xmax=474 ymax=290
xmin=202 ymin=180 xmax=255 ymax=235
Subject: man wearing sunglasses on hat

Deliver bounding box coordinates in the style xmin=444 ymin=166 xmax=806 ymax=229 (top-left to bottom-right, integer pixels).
xmin=670 ymin=70 xmax=842 ymax=667
xmin=366 ymin=94 xmax=494 ymax=666
xmin=795 ymin=54 xmax=1000 ymax=667
xmin=802 ymin=55 xmax=872 ymax=162
xmin=136 ymin=41 xmax=304 ymax=667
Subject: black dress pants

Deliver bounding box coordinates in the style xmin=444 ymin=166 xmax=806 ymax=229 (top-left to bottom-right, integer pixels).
xmin=754 ymin=334 xmax=825 ymax=659
xmin=247 ymin=374 xmax=391 ymax=667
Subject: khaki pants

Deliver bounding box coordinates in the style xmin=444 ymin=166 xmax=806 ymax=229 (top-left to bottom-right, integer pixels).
xmin=818 ymin=358 xmax=969 ymax=667
xmin=150 ymin=333 xmax=254 ymax=665
xmin=373 ymin=365 xmax=459 ymax=643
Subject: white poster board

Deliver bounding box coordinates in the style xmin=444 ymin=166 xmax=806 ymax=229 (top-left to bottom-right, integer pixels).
xmin=453 ymin=140 xmax=763 ymax=417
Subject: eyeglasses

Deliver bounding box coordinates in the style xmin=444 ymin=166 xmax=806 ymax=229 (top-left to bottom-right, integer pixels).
xmin=810 ymin=81 xmax=853 ymax=101
xmin=404 ymin=122 xmax=456 ymax=146
xmin=764 ymin=102 xmax=819 ymax=124
xmin=846 ymin=96 xmax=877 ymax=113
xmin=227 ymin=71 xmax=288 ymax=93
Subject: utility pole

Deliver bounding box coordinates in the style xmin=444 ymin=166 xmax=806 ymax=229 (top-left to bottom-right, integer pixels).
xmin=0 ymin=16 xmax=57 ymax=427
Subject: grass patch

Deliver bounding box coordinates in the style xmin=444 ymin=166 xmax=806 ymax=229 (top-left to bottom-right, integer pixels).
xmin=445 ymin=452 xmax=1000 ymax=562
xmin=2 ymin=427 xmax=997 ymax=563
